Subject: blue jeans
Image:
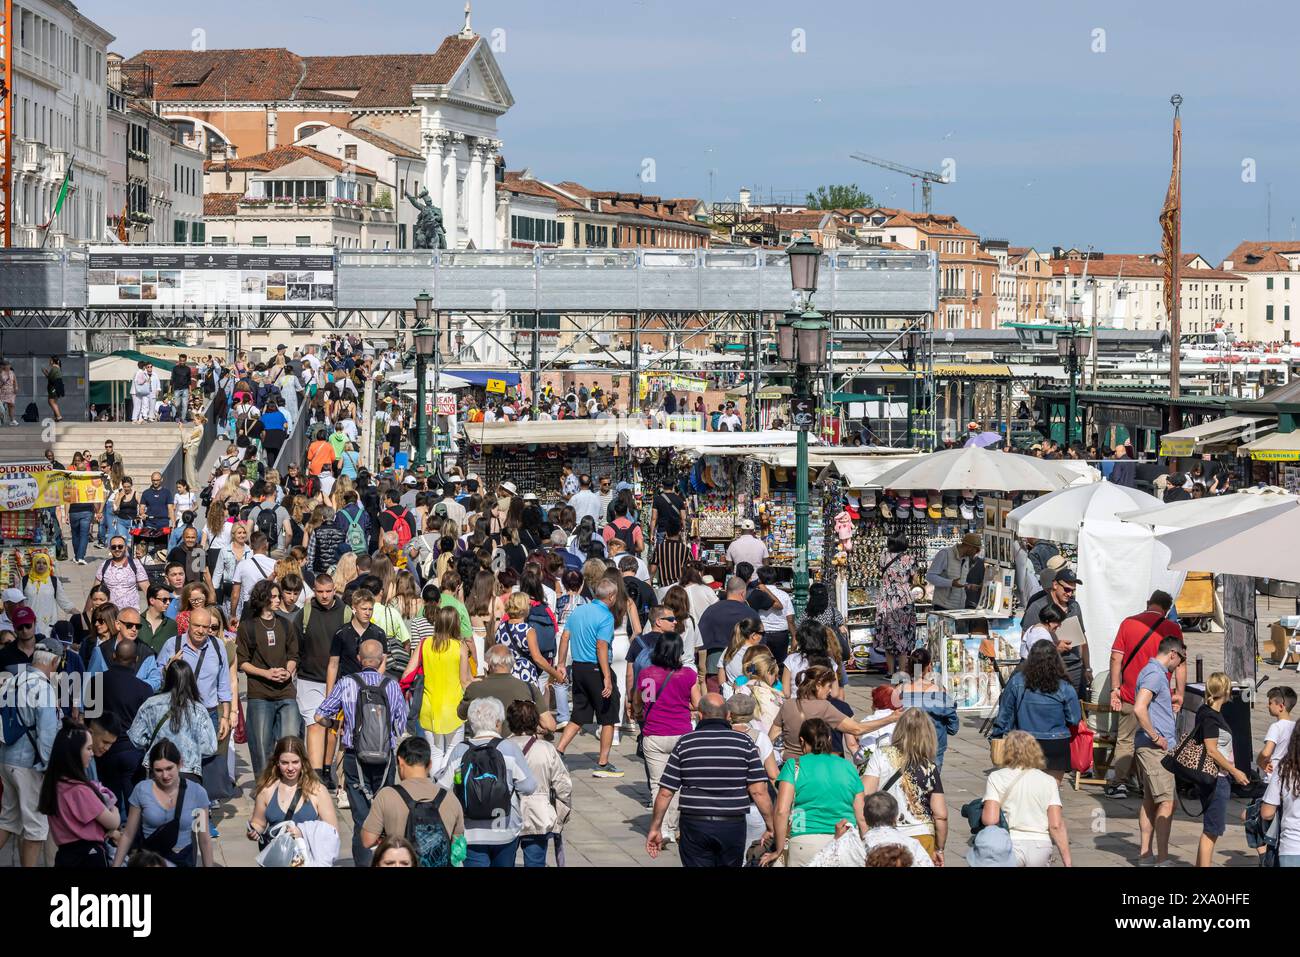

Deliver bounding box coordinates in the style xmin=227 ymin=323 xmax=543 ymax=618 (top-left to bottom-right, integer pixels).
xmin=464 ymin=839 xmax=520 ymax=868
xmin=98 ymin=500 xmax=114 ymax=545
xmin=342 ymin=751 xmax=393 ymax=867
xmin=554 ymin=681 xmax=571 ymax=725
xmin=112 ymin=516 xmax=134 ymax=542
xmin=1281 ymin=855 xmax=1300 ymax=867
xmin=244 ymin=697 xmax=302 ymax=779
xmin=518 ymin=833 xmax=551 ymax=867
xmin=69 ymin=509 xmax=93 ymax=561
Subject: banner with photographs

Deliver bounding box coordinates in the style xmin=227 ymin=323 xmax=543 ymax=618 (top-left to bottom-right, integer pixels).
xmin=86 ymin=247 xmax=335 ymax=309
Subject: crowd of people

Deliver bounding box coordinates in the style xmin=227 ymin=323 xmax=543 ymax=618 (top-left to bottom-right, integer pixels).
xmin=0 ymin=336 xmax=1296 ymax=871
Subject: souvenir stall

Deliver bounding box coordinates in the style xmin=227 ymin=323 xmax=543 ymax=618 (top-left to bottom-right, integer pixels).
xmin=459 ymin=421 xmax=618 ymax=506
xmin=619 ymin=429 xmax=803 ymax=577
xmin=0 ymin=464 xmax=103 ymax=588
xmin=926 ymin=609 xmax=1022 ymax=712
xmin=828 ymin=447 xmax=1091 ymax=674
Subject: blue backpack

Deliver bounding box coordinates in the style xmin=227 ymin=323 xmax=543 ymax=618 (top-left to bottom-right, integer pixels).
xmin=0 ymin=673 xmax=39 ymax=756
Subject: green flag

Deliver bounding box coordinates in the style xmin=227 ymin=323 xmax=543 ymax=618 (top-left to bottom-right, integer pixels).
xmin=51 ymin=161 xmax=75 ymax=218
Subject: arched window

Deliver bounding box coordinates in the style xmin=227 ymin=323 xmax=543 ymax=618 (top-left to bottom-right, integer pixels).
xmin=294 ymin=122 xmax=328 ymax=141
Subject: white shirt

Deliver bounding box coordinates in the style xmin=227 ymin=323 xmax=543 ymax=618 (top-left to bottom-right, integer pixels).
xmin=232 ymin=553 xmax=276 ymax=618
xmin=319 ymin=472 xmax=336 ymax=497
xmin=569 ymin=490 xmax=603 ymax=527
xmin=1263 ymin=774 xmax=1300 ymax=856
xmin=720 ymin=413 xmax=742 ymax=430
xmin=1019 ymin=623 xmax=1054 ymax=659
xmin=983 ymin=767 xmax=1061 ymax=845
xmin=759 ymin=585 xmax=794 ymax=633
xmin=805 ymin=826 xmax=935 ymax=867
xmin=1263 ymin=719 xmax=1296 ymax=783
xmin=725 ymin=534 xmax=768 ymax=575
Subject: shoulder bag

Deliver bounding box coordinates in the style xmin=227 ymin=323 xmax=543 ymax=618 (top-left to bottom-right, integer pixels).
xmin=1161 ymin=713 xmax=1219 ymax=791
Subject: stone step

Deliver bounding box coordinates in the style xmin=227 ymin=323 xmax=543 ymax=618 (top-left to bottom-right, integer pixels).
xmin=0 ymin=423 xmax=181 ymax=476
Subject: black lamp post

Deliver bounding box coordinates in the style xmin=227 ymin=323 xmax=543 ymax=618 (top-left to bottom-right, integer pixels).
xmin=1056 ymin=321 xmax=1091 ymax=445
xmin=413 ymin=291 xmax=434 ymax=468
xmin=784 ymin=237 xmax=827 ymax=617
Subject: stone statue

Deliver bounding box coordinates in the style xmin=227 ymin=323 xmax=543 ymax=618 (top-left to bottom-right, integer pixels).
xmin=405 ymin=187 xmax=446 ymax=249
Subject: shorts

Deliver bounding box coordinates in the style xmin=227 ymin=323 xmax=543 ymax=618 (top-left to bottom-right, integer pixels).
xmin=1135 ymin=746 xmax=1176 ymax=805
xmin=1201 ymin=775 xmax=1231 ymax=837
xmin=0 ymin=764 xmax=49 ymax=841
xmin=570 ymin=661 xmax=620 ymax=727
xmin=297 ymin=679 xmax=327 ymax=724
xmin=705 ymin=649 xmax=725 ymax=675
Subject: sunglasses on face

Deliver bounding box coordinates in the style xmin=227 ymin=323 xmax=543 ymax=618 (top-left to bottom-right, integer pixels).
xmin=110 ymin=544 xmax=125 ymax=551
xmin=659 ymin=616 xmax=677 ymax=623
xmin=119 ymin=620 xmax=141 ymax=630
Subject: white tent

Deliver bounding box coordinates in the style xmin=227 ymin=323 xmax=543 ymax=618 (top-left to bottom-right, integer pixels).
xmin=1009 ymin=482 xmax=1186 ymax=694
xmin=867 ymin=447 xmax=1083 ymax=493
xmin=1156 ymin=501 xmax=1300 ymax=581
xmin=384 ymin=369 xmax=472 ymax=389
xmin=619 ymin=428 xmax=806 ymax=449
xmin=1117 ymin=487 xmax=1295 ymax=530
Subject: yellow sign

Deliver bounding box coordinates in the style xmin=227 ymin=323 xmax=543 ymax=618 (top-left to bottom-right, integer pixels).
xmin=1251 ymin=449 xmax=1300 ymax=462
xmin=1159 ymin=439 xmax=1196 ymax=457
xmin=485 ymin=378 xmax=507 ymax=395
xmin=0 ymin=465 xmax=106 ymax=511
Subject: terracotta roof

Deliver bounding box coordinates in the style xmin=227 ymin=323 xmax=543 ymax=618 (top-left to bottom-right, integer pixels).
xmin=301 ymin=123 xmax=422 ymax=159
xmin=1221 ymin=240 xmax=1300 ymax=273
xmin=772 ymin=210 xmax=836 ymax=230
xmin=127 ymin=35 xmax=477 ymax=108
xmin=1050 ymin=256 xmax=1245 ymax=281
xmin=545 ymin=182 xmax=705 ymax=225
xmin=207 ymin=144 xmax=377 ymax=178
xmin=502 ymin=172 xmax=586 ymax=211
xmin=204 ymin=193 xmax=241 ymax=216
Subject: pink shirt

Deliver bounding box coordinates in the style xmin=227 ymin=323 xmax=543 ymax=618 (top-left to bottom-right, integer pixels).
xmin=96 ymin=557 xmax=149 ymax=611
xmin=639 ymin=666 xmax=698 ymax=737
xmin=51 ymin=780 xmax=116 ymax=845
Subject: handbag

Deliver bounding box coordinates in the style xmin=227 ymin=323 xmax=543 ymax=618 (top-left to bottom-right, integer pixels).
xmin=1161 ymin=715 xmax=1219 ymax=790
xmin=1068 ymin=718 xmax=1095 ymax=774
xmin=255 ymin=821 xmax=312 ymax=867
xmin=233 ymin=696 xmax=247 ymax=746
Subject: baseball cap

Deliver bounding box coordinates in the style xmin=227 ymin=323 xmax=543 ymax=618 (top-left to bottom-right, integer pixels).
xmin=500 ymin=481 xmax=518 ymax=495
xmin=35 ymin=635 xmax=64 ymax=653
xmin=12 ymin=606 xmax=37 ymax=627
xmin=738 ymin=518 xmax=756 ymax=531
xmin=2 ymin=587 xmax=25 ymax=605
xmin=615 ymin=481 xmax=634 ymax=492
xmin=403 ymin=475 xmax=418 ymax=486
xmin=433 ymin=502 xmax=449 ymax=517
xmin=1054 ymin=568 xmax=1082 ymax=587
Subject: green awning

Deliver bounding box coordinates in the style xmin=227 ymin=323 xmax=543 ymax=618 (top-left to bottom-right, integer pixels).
xmin=833 ymin=392 xmax=890 ymax=403
xmin=104 ymin=349 xmax=177 ymax=372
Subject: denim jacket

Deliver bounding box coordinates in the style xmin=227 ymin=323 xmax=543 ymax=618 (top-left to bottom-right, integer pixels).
xmin=991 ymin=671 xmax=1081 ymax=741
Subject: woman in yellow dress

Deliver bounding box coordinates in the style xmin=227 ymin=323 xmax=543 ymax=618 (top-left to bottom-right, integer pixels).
xmin=402 ymin=595 xmax=471 ymax=777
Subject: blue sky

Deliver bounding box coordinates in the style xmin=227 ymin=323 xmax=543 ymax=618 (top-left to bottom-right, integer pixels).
xmin=84 ymin=0 xmax=1298 ymax=262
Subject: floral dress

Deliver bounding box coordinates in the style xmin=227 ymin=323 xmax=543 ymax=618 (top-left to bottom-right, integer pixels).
xmin=874 ymin=551 xmax=917 ymax=657
xmin=495 ymin=619 xmax=541 ymax=685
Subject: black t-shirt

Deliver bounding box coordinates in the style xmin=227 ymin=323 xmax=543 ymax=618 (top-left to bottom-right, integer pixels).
xmin=1193 ymin=704 xmax=1233 ymax=768
xmin=167 ymin=544 xmax=207 ymax=583
xmin=623 ymin=574 xmax=656 ymax=622
xmin=698 ymin=598 xmax=762 ymax=651
xmin=329 ymin=622 xmax=386 ymax=679
xmin=652 ymin=492 xmax=685 ymax=535
xmin=0 ymin=643 xmax=34 ymax=671
xmin=378 ymin=506 xmax=415 ymax=540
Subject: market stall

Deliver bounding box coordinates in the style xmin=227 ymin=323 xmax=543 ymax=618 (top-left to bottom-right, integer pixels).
xmin=0 ymin=464 xmax=105 ymax=595
xmin=459 ymin=420 xmax=618 ymax=503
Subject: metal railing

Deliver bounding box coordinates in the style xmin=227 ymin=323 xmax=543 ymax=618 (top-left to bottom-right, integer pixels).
xmin=159 ymin=394 xmax=219 ymax=492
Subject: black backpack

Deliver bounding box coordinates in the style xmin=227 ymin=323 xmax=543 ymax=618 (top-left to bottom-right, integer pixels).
xmin=527 ymin=602 xmax=557 ymax=657
xmin=254 ymin=505 xmax=280 ymax=551
xmin=399 ymin=786 xmax=452 ymax=867
xmin=612 ymin=518 xmax=638 ymax=554
xmin=456 ymin=738 xmax=512 ymax=821
xmin=349 ymin=675 xmax=394 ymax=765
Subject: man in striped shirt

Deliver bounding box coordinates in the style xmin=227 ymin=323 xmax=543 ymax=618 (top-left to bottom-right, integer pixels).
xmin=315 ymin=639 xmax=408 ymax=866
xmin=646 ymin=693 xmax=773 ymax=867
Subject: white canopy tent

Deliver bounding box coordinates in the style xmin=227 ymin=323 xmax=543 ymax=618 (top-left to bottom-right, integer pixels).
xmin=1009 ymin=483 xmax=1186 ymax=690
xmin=1156 ymin=501 xmax=1300 ymax=581
xmin=1117 ymin=487 xmax=1296 ymax=530
xmin=385 ymin=369 xmax=473 ymax=390
xmin=867 ymin=446 xmax=1085 ymax=493
xmin=619 ymin=428 xmax=806 ymax=450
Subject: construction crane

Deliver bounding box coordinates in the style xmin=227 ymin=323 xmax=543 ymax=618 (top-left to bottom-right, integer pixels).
xmin=849 ymin=152 xmax=946 ymax=214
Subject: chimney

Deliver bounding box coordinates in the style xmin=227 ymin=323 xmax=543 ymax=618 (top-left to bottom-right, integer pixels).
xmin=739 ymin=187 xmax=751 ymax=210
xmin=267 ymin=109 xmax=278 ymax=149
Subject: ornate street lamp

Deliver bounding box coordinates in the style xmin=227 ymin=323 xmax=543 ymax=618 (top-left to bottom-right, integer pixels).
xmin=413 ymin=291 xmax=433 ymax=467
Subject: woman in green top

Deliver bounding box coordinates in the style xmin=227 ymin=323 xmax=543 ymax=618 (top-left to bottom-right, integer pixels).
xmin=762 ymin=718 xmax=866 ymax=867
xmin=44 ymin=355 xmax=65 ymax=422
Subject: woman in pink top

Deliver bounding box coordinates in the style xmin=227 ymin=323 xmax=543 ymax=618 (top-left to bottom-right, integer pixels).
xmin=38 ymin=725 xmax=122 ymax=868
xmin=638 ymin=629 xmax=701 ymax=845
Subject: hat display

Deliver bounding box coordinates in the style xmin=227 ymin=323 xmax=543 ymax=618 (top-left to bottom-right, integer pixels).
xmin=927 ymin=501 xmax=943 ymax=520
xmin=911 ymin=494 xmax=927 ymax=511
xmin=959 ymin=501 xmax=975 ymax=521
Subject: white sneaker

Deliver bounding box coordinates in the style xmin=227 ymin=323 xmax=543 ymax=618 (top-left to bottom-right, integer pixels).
xmin=612 ymin=729 xmax=621 ymax=747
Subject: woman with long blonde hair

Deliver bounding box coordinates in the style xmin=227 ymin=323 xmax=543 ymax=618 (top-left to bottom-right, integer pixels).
xmin=391 ymin=570 xmax=422 ymax=620
xmin=862 ymin=708 xmax=948 ymax=864
xmin=402 ymin=598 xmax=471 ymax=774
xmin=246 ymin=736 xmax=338 ymax=847
xmin=465 ymin=569 xmax=500 ymax=673
xmin=741 ymin=646 xmax=784 ymax=731
xmin=332 ymin=551 xmax=359 ymax=592
xmin=370 ymin=554 xmax=397 ymax=604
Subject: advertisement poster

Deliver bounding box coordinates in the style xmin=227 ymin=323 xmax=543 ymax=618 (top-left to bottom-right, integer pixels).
xmin=0 ymin=465 xmax=106 ymax=511
xmin=87 ymin=247 xmax=335 ymax=309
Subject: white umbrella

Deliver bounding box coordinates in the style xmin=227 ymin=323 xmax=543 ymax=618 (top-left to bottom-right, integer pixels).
xmin=1156 ymin=501 xmax=1300 ymax=580
xmin=385 ymin=369 xmax=472 ymax=390
xmin=867 ymin=446 xmax=1082 ymax=493
xmin=1118 ymin=487 xmax=1296 ymax=530
xmin=1008 ymin=482 xmax=1161 ymax=545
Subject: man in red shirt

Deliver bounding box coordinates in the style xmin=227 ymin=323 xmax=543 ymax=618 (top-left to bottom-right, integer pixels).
xmin=1106 ymin=590 xmax=1185 ymax=798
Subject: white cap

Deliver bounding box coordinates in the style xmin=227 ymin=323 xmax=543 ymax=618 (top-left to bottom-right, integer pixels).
xmin=2 ymin=587 xmax=25 ymax=604
xmin=522 ymin=492 xmax=539 ymax=502
xmin=403 ymin=475 xmax=418 ymax=485
xmin=738 ymin=518 xmax=756 ymax=531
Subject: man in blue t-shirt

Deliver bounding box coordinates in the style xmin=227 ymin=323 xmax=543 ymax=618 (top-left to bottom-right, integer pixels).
xmin=555 ymin=578 xmax=623 ymax=778
xmin=140 ymin=472 xmax=175 ymax=532
xmin=1132 ymin=634 xmax=1185 ymax=867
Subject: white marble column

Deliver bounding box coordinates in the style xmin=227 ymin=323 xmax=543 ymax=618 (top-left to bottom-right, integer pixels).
xmin=442 ymin=132 xmax=463 ymax=249
xmin=465 ymin=140 xmax=483 ymax=249
xmin=479 ymin=140 xmax=499 ymax=249
xmin=422 ymin=131 xmax=444 ymax=211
